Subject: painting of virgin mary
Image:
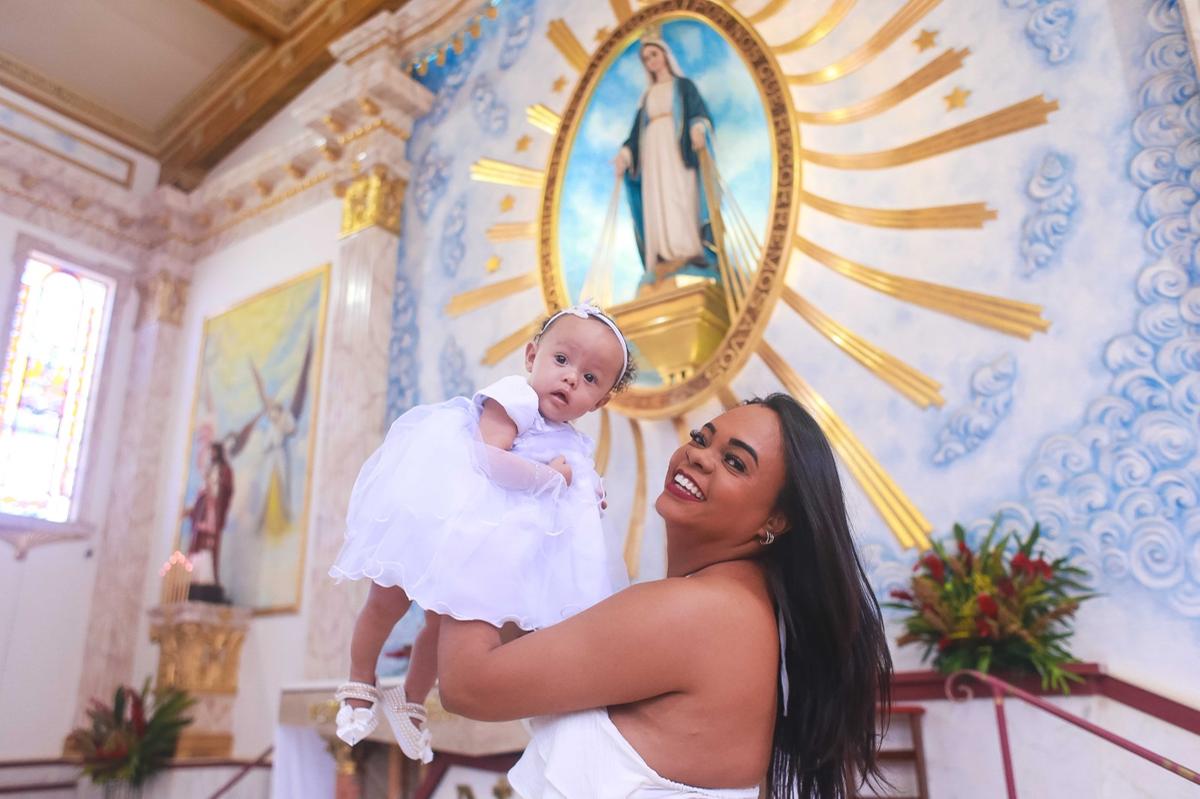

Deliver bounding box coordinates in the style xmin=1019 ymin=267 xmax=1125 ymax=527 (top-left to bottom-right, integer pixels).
xmin=556 ymin=17 xmax=772 ymax=312
xmin=614 ymin=27 xmax=718 ymax=285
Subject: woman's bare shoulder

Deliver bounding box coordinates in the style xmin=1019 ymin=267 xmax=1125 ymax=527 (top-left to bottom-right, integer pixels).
xmin=633 ymin=562 xmax=775 ymax=638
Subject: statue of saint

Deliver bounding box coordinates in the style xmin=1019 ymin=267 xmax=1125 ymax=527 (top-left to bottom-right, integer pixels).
xmin=182 ymin=442 xmax=234 ymax=586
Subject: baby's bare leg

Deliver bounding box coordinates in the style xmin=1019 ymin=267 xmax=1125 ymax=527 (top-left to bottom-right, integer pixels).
xmin=347 ymin=583 xmax=412 ymax=708
xmin=404 ymin=610 xmax=441 ymax=705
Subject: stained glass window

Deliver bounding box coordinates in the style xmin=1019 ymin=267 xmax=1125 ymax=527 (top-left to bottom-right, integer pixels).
xmin=0 ymin=256 xmax=112 ymax=522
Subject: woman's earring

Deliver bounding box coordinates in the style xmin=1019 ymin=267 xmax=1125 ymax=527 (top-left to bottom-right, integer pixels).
xmin=758 ymin=529 xmax=775 ymax=546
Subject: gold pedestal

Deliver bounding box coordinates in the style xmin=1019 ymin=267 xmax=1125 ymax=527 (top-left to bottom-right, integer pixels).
xmin=612 ymin=280 xmax=731 ymax=385
xmin=148 ymin=602 xmax=252 ymax=759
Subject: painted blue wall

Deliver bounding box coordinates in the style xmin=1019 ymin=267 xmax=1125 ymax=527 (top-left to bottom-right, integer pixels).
xmin=385 ymin=0 xmax=1200 ymax=696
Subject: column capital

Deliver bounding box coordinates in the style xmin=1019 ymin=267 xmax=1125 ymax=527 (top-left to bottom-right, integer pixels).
xmin=135 ymin=269 xmax=190 ymax=328
xmin=337 ymin=165 xmax=406 ymax=238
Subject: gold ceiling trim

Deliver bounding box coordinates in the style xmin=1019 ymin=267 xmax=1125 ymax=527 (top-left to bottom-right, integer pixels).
xmin=486 ymin=221 xmax=539 ymax=241
xmin=527 ymin=103 xmax=562 ymax=135
xmin=623 ymin=417 xmax=648 ymax=579
xmin=470 ymin=158 xmax=545 ymax=187
xmin=800 ymin=190 xmax=996 ymax=229
xmin=771 ymin=0 xmax=856 ymax=54
xmin=800 ymin=95 xmax=1059 ymax=169
xmin=794 ymin=47 xmax=970 ymax=125
xmin=0 ymin=51 xmax=155 ymax=153
xmin=482 ymin=318 xmax=541 ymax=366
xmin=444 ymin=271 xmax=540 ymax=317
xmin=595 ymin=407 xmax=613 ymax=476
xmin=781 ymin=286 xmax=944 ymax=408
xmin=155 ymin=39 xmax=271 ymax=138
xmin=547 ymin=19 xmax=591 ymax=73
xmin=786 ymin=0 xmax=941 ymax=85
xmin=746 ymin=0 xmax=790 ymax=25
xmin=794 ymin=236 xmax=1051 ymax=338
xmin=758 ymin=341 xmax=932 ymax=550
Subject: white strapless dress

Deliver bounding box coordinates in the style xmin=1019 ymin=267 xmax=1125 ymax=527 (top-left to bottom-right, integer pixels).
xmin=509 ymin=709 xmax=760 ymax=798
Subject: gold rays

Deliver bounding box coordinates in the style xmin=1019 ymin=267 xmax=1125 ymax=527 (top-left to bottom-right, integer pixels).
xmin=671 ymin=416 xmax=690 ymax=445
xmin=794 ymin=237 xmax=1050 ymax=338
xmin=747 ymin=0 xmax=791 ymax=25
xmin=786 ymin=0 xmax=942 ymax=85
xmin=800 ymin=96 xmax=1059 ymax=169
xmin=445 ymin=272 xmax=539 ymax=317
xmin=772 ymin=0 xmax=856 ymax=54
xmin=795 ymin=48 xmax=970 ymax=125
xmin=609 ymin=0 xmax=633 ymax=23
xmin=547 ymin=19 xmax=590 ymax=73
xmin=781 ymin=287 xmax=944 ymax=408
xmin=486 ymin=221 xmax=539 ymax=241
xmin=482 ymin=318 xmax=541 ymax=366
xmin=623 ymin=417 xmax=648 ymax=579
xmin=800 ymin=190 xmax=996 ymax=229
xmin=470 ymin=158 xmax=545 ymax=188
xmin=595 ymin=407 xmax=612 ymax=476
xmin=759 ymin=342 xmax=932 ymax=550
xmin=527 ymin=104 xmax=562 ymax=135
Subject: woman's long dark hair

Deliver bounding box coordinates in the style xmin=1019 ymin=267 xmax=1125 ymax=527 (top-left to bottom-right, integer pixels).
xmin=748 ymin=394 xmax=893 ymax=799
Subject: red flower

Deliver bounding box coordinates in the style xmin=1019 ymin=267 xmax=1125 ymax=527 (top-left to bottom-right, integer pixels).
xmin=975 ymin=618 xmax=992 ymax=638
xmin=1012 ymin=551 xmax=1033 ymax=577
xmin=1034 ymin=558 xmax=1054 ymax=580
xmin=129 ymin=692 xmax=146 ymax=737
xmin=937 ymin=636 xmax=952 ymax=652
xmin=997 ymin=576 xmax=1016 ymax=598
xmin=889 ymin=589 xmax=914 ymax=602
xmin=922 ymin=554 xmax=946 ymax=582
xmin=977 ymin=593 xmax=999 ymax=618
xmin=956 ymin=540 xmax=974 ymax=573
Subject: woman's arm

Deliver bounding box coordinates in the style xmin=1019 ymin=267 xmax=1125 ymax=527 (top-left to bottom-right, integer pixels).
xmin=438 ymin=577 xmax=733 ymax=721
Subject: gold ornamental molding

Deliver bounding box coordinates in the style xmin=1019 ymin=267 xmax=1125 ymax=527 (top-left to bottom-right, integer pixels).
xmin=148 ymin=603 xmax=252 ymax=695
xmin=338 ymin=166 xmax=406 ymax=238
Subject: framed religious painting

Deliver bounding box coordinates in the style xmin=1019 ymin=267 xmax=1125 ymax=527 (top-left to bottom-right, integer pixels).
xmin=175 ymin=265 xmax=330 ymax=614
xmin=539 ymin=3 xmax=797 ymax=418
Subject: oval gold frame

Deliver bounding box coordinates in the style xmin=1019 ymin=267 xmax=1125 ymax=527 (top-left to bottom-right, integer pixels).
xmin=538 ymin=0 xmax=799 ymax=420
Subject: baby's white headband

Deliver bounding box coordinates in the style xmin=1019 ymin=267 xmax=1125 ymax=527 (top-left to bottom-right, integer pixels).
xmin=540 ymin=301 xmax=629 ymax=383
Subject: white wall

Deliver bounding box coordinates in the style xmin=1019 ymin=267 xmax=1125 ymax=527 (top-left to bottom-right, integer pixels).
xmin=131 ymin=196 xmax=343 ymax=757
xmin=0 ymin=211 xmax=140 ymax=757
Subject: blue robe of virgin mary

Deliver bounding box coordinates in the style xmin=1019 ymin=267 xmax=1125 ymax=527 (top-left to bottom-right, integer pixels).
xmin=621 ymin=76 xmax=719 ymax=281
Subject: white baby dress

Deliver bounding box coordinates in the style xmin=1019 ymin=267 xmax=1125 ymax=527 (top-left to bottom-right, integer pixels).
xmin=329 ymin=375 xmax=621 ymax=630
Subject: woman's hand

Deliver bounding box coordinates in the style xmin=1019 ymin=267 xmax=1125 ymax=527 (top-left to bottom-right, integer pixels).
xmin=613 ymin=146 xmax=632 ymax=176
xmin=548 ymin=455 xmax=573 ymax=486
xmin=690 ymin=122 xmax=707 ymax=153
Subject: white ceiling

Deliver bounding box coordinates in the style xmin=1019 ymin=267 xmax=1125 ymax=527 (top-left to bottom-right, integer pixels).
xmin=0 ymin=0 xmax=260 ymax=133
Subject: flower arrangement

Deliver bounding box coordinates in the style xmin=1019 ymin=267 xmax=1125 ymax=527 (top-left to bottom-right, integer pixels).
xmin=66 ymin=679 xmax=195 ymax=787
xmin=886 ymin=522 xmax=1095 ymax=693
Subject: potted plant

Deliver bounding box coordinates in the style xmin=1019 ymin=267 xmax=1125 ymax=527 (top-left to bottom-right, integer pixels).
xmin=66 ymin=678 xmax=195 ymax=797
xmin=885 ymin=522 xmax=1095 ymax=693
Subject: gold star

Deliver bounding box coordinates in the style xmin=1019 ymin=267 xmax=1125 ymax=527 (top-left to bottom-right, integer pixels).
xmin=913 ymin=29 xmax=938 ymax=52
xmin=595 ymin=26 xmax=611 ymax=43
xmin=552 ymin=75 xmax=568 ymax=93
xmin=515 ymin=135 xmax=532 ymax=152
xmin=485 ymin=256 xmax=502 ymax=273
xmin=944 ymin=86 xmax=970 ymax=110
xmin=499 ymin=194 xmax=516 ymax=213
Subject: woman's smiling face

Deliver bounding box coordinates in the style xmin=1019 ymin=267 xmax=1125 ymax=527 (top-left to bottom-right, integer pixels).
xmin=656 ymin=404 xmax=788 ymax=548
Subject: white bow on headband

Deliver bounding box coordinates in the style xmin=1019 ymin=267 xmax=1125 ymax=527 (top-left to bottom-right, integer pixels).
xmin=541 ymin=300 xmax=629 ymax=380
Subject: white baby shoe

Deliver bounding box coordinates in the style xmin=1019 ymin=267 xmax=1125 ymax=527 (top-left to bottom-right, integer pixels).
xmin=379 ymin=684 xmax=433 ymax=763
xmin=334 ymin=681 xmax=380 ymax=746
